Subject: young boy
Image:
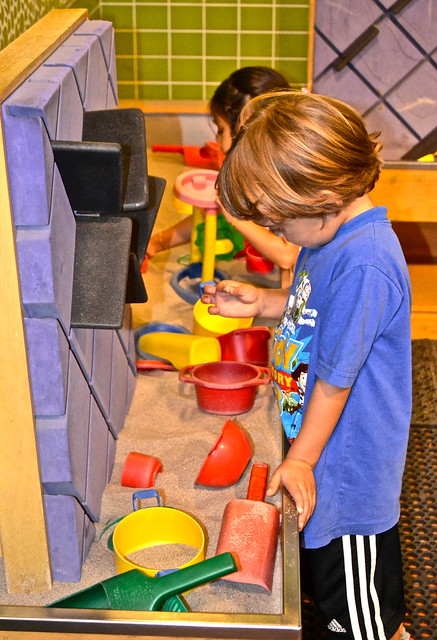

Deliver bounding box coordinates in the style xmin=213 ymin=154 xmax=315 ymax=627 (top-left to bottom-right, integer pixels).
xmin=201 ymin=91 xmax=412 ymax=640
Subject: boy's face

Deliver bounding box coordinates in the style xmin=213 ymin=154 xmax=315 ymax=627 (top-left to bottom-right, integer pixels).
xmin=258 ymin=213 xmax=344 ymax=249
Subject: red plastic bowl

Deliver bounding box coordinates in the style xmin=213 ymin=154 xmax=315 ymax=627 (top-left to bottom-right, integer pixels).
xmin=218 ymin=327 xmax=271 ymax=366
xmin=195 ymin=419 xmax=252 ymax=487
xmin=179 ymin=361 xmax=271 ymax=415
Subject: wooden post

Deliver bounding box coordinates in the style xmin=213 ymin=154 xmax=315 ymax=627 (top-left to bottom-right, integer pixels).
xmin=306 ymin=0 xmax=316 ymax=92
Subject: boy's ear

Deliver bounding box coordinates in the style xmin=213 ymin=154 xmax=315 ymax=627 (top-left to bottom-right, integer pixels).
xmin=321 ymin=189 xmax=343 ymax=205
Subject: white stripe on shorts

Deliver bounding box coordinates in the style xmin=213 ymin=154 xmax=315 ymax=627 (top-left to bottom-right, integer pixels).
xmin=342 ymin=535 xmax=363 ymax=640
xmin=357 ymin=535 xmax=375 ymax=640
xmin=369 ymin=534 xmax=387 ymax=640
xmin=342 ymin=535 xmax=387 ymax=640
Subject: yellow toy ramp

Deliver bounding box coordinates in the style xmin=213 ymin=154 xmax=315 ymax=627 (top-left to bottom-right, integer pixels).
xmin=193 ymin=299 xmax=253 ymax=338
xmin=138 ymin=331 xmax=221 ymax=369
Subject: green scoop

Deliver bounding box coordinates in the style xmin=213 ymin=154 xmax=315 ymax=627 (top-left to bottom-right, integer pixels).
xmin=47 ymin=552 xmax=237 ymax=612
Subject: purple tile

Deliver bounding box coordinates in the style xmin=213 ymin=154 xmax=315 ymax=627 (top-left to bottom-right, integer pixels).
xmin=91 ymin=329 xmax=113 ymax=419
xmin=68 ymin=34 xmax=109 ymax=111
xmin=108 ymin=38 xmax=118 ymax=104
xmin=69 ymin=327 xmax=94 ymax=380
xmin=108 ymin=331 xmax=129 ymax=437
xmin=29 ymin=66 xmax=83 ymax=141
xmin=353 ymin=20 xmax=423 ymax=95
xmin=3 ymin=101 xmax=54 ymax=225
xmin=74 ymin=18 xmax=118 ymax=104
xmin=397 ymin=0 xmax=437 ymax=53
xmin=126 ymin=364 xmax=136 ymax=414
xmin=74 ymin=20 xmax=114 ymax=69
xmin=3 ymin=74 xmax=59 ymax=138
xmin=313 ymin=66 xmax=379 ymax=115
xmin=83 ymin=512 xmax=96 ymax=563
xmin=313 ymin=32 xmax=337 ymax=79
xmin=44 ymin=494 xmax=86 ymax=582
xmin=84 ymin=397 xmax=109 ymax=522
xmin=24 ymin=317 xmax=70 ymax=416
xmin=127 ymin=322 xmax=137 ymax=373
xmin=385 ymin=60 xmax=437 ymax=139
xmin=116 ymin=305 xmax=137 ymax=372
xmin=1 ymin=110 xmax=53 ymax=226
xmin=37 ymin=353 xmax=90 ymax=502
xmin=107 ymin=82 xmax=118 ymax=109
xmin=43 ymin=44 xmax=89 ymax=102
xmin=364 ymin=102 xmax=419 ymax=161
xmin=16 ymin=167 xmax=76 ymax=331
xmin=116 ymin=304 xmax=131 ymax=354
xmin=106 ymin=429 xmax=117 ymax=483
xmin=315 ymin=0 xmax=382 ymax=53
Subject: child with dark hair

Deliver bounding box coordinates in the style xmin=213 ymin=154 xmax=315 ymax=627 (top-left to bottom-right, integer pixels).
xmin=209 ymin=66 xmax=292 ymax=148
xmin=146 ymin=67 xmax=299 ymax=275
xmin=202 ymin=90 xmax=412 ymax=640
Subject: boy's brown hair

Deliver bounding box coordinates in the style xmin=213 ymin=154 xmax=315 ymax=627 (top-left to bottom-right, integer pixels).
xmin=217 ymin=90 xmax=383 ymax=223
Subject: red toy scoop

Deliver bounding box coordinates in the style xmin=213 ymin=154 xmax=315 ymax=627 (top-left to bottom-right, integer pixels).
xmin=151 ymin=143 xmax=225 ymax=170
xmin=215 ymin=462 xmax=280 ymax=592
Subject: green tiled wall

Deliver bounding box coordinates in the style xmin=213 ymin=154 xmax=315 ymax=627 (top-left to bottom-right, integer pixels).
xmin=101 ymin=0 xmax=311 ymax=100
xmin=0 ymin=0 xmax=100 ymax=51
xmin=0 ymin=0 xmax=311 ymax=103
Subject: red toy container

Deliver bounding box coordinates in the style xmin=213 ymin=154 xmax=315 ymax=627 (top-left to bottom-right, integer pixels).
xmin=245 ymin=245 xmax=275 ymax=274
xmin=179 ymin=361 xmax=270 ymax=415
xmin=121 ymin=452 xmax=163 ymax=488
xmin=218 ymin=327 xmax=271 ymax=366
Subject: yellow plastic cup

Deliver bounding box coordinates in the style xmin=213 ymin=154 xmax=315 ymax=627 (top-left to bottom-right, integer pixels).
xmin=138 ymin=332 xmax=221 ymax=369
xmin=193 ymin=299 xmax=253 ymax=338
xmin=112 ymin=506 xmax=205 ymax=577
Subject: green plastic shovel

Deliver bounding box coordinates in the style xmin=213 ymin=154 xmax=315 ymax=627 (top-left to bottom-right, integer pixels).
xmin=47 ymin=552 xmax=237 ymax=611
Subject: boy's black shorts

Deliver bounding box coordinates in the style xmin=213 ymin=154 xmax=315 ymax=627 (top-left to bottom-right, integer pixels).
xmin=300 ymin=524 xmax=406 ymax=639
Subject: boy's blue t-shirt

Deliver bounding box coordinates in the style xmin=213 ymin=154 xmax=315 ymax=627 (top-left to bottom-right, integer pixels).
xmin=271 ymin=206 xmax=412 ymax=549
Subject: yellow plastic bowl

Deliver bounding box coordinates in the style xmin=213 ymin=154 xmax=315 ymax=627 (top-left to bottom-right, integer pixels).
xmin=112 ymin=506 xmax=205 ymax=577
xmin=193 ymin=299 xmax=253 ymax=338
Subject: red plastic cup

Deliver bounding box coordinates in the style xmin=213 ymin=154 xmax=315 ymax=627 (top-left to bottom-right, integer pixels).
xmin=245 ymin=245 xmax=275 ymax=274
xmin=217 ymin=327 xmax=271 ymax=366
xmin=121 ymin=452 xmax=163 ymax=488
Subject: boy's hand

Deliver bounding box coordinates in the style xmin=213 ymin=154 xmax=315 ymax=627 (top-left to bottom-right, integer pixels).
xmin=201 ymin=280 xmax=262 ymax=318
xmin=266 ymin=458 xmax=316 ymax=531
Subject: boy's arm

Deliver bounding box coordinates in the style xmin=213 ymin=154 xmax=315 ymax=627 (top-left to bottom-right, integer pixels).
xmin=220 ymin=208 xmax=300 ymax=270
xmin=267 ymin=377 xmax=351 ymax=531
xmin=147 ymin=215 xmax=193 ymax=257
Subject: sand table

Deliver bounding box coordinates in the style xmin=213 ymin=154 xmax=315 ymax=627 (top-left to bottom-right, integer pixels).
xmin=0 ymin=153 xmax=286 ymax=616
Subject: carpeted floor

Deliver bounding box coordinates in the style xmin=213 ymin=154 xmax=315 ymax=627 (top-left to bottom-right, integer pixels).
xmin=401 ymin=339 xmax=437 ymax=640
xmin=410 ymin=340 xmax=437 ymax=428
xmin=302 ymin=339 xmax=437 ymax=640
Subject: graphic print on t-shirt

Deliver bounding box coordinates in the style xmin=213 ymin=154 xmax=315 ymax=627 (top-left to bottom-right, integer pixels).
xmin=271 ymin=269 xmax=317 ymax=441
